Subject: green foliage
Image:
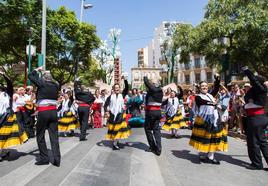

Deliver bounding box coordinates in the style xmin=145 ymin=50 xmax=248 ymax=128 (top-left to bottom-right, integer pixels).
xmin=0 ymin=3 xmax=101 ymax=87
xmin=46 ymin=7 xmax=100 ymax=87
xmin=0 ymin=0 xmax=42 ymax=84
xmin=78 ymin=58 xmax=106 ymax=86
xmin=173 ymin=0 xmax=268 ymax=78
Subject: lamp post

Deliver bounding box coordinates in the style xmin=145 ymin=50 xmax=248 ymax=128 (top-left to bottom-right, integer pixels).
xmin=80 ymin=0 xmax=93 ymax=23
xmin=27 ymin=27 xmax=34 ymax=86
xmin=74 ymin=1 xmax=93 ymax=81
xmin=41 ymin=0 xmax=47 ymax=70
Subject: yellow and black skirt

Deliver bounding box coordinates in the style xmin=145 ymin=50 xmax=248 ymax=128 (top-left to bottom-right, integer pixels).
xmin=58 ymin=112 xmax=80 ymax=132
xmin=162 ymin=110 xmax=187 ymax=131
xmin=106 ymin=113 xmax=132 ymax=140
xmin=0 ymin=114 xmax=28 ymax=149
xmin=189 ymin=116 xmax=228 ymax=153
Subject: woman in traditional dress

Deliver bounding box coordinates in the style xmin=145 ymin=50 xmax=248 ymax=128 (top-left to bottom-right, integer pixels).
xmin=189 ymin=74 xmax=228 ymax=164
xmin=92 ymin=89 xmax=104 ymax=128
xmin=127 ymin=88 xmax=144 ymax=127
xmin=58 ymin=90 xmax=79 ymax=137
xmin=104 ymin=78 xmax=131 ymax=150
xmin=162 ymin=89 xmax=187 ymax=138
xmin=0 ymin=71 xmax=28 ymax=161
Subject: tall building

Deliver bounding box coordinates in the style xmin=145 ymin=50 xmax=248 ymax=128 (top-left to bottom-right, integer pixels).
xmin=137 ymin=47 xmax=149 ymax=67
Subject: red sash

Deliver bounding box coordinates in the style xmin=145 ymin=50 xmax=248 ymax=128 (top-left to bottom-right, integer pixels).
xmin=246 ymin=108 xmax=265 ymax=116
xmin=146 ymin=105 xmax=161 ymax=111
xmin=37 ymin=106 xmax=57 ymax=112
xmin=79 ymin=103 xmax=90 ymax=107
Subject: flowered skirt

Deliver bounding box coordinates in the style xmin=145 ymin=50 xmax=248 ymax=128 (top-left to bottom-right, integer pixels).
xmin=189 ymin=116 xmax=228 ymax=153
xmin=106 ymin=113 xmax=132 ymax=140
xmin=162 ymin=109 xmax=187 ymax=131
xmin=58 ymin=112 xmax=80 ymax=132
xmin=0 ymin=114 xmax=28 ymax=149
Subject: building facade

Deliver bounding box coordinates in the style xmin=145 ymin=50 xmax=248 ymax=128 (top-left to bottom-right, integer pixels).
xmin=131 ymin=67 xmax=162 ymax=89
xmin=131 ymin=21 xmax=218 ymax=88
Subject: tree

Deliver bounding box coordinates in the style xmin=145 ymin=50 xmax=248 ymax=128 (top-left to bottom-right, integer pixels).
xmin=46 ymin=7 xmax=100 ymax=87
xmin=0 ymin=0 xmax=42 ymax=83
xmin=195 ymin=0 xmax=268 ymax=78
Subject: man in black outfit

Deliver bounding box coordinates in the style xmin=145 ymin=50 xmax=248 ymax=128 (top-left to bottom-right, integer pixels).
xmin=242 ymin=66 xmax=268 ymax=171
xmin=29 ymin=67 xmax=61 ymax=167
xmin=74 ymin=79 xmax=95 ymax=141
xmin=144 ymin=76 xmax=163 ymax=156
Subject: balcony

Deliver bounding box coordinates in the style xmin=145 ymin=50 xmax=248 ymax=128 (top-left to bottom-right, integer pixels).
xmin=159 ymin=57 xmax=168 ymax=65
xmin=160 ymin=71 xmax=168 ymax=78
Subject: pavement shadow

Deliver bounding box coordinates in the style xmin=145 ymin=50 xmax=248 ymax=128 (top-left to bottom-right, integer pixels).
xmin=216 ymin=153 xmax=250 ymax=168
xmin=171 ymin=150 xmax=201 ymax=164
xmin=126 ymin=142 xmax=149 ymax=151
xmin=161 ymin=133 xmax=172 ymax=139
xmin=171 ymin=150 xmax=250 ymax=168
xmin=0 ymin=149 xmax=39 ymax=162
xmin=96 ymin=140 xmax=113 ymax=149
xmin=161 ymin=133 xmax=191 ymax=139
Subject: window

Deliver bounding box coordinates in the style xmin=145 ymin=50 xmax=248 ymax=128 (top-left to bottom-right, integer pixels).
xmin=195 ymin=73 xmax=201 ymax=83
xmin=207 ymin=72 xmax=212 ymax=83
xmin=185 ymin=75 xmax=190 ymax=84
xmin=185 ymin=63 xmax=190 ymax=70
xmin=194 ymin=57 xmax=201 ymax=68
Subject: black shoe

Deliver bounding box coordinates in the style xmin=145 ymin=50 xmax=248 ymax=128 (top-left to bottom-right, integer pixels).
xmin=246 ymin=164 xmax=263 ymax=170
xmin=263 ymin=168 xmax=268 ymax=171
xmin=35 ymin=160 xmax=49 ymax=166
xmin=145 ymin=147 xmax=153 ymax=152
xmin=113 ymin=145 xmax=120 ymax=150
xmin=202 ymin=157 xmax=220 ymax=165
xmin=1 ymin=151 xmax=11 ymax=159
xmin=68 ymin=130 xmax=75 ymax=137
xmin=52 ymin=161 xmax=61 ymax=167
xmin=153 ymin=150 xmax=161 ymax=156
xmin=80 ymin=137 xmax=87 ymax=141
xmin=199 ymin=155 xmax=206 ymax=162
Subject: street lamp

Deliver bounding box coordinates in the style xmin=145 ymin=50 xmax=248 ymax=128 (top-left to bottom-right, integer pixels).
xmin=26 ymin=27 xmax=34 ymax=86
xmin=80 ymin=0 xmax=93 ymax=23
xmin=41 ymin=0 xmax=47 ymax=70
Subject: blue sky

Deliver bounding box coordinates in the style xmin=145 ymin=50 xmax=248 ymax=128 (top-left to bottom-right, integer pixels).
xmin=47 ymin=0 xmax=208 ymax=76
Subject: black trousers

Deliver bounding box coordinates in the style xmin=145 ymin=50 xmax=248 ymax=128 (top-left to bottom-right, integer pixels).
xmin=78 ymin=106 xmax=90 ymax=139
xmin=246 ymin=114 xmax=268 ymax=168
xmin=16 ymin=111 xmax=25 ymax=127
xmin=144 ymin=110 xmax=162 ymax=152
xmin=36 ymin=110 xmax=61 ymax=163
xmin=24 ymin=109 xmax=35 ymax=138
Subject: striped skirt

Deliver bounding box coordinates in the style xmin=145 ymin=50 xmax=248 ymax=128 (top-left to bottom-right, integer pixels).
xmin=106 ymin=113 xmax=132 ymax=140
xmin=189 ymin=116 xmax=228 ymax=153
xmin=162 ymin=110 xmax=187 ymax=131
xmin=0 ymin=114 xmax=28 ymax=149
xmin=58 ymin=112 xmax=80 ymax=132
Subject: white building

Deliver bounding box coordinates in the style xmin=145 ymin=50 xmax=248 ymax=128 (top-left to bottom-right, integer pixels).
xmin=132 ymin=21 xmax=218 ymax=88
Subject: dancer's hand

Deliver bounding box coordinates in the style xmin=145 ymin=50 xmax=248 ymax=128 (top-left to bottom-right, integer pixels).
xmin=214 ymin=73 xmax=220 ymax=81
xmin=35 ymin=66 xmax=43 ymax=72
xmin=241 ymin=66 xmax=248 ymax=71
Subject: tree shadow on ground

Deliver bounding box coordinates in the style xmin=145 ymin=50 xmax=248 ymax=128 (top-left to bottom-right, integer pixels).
xmin=171 ymin=150 xmax=250 ymax=168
